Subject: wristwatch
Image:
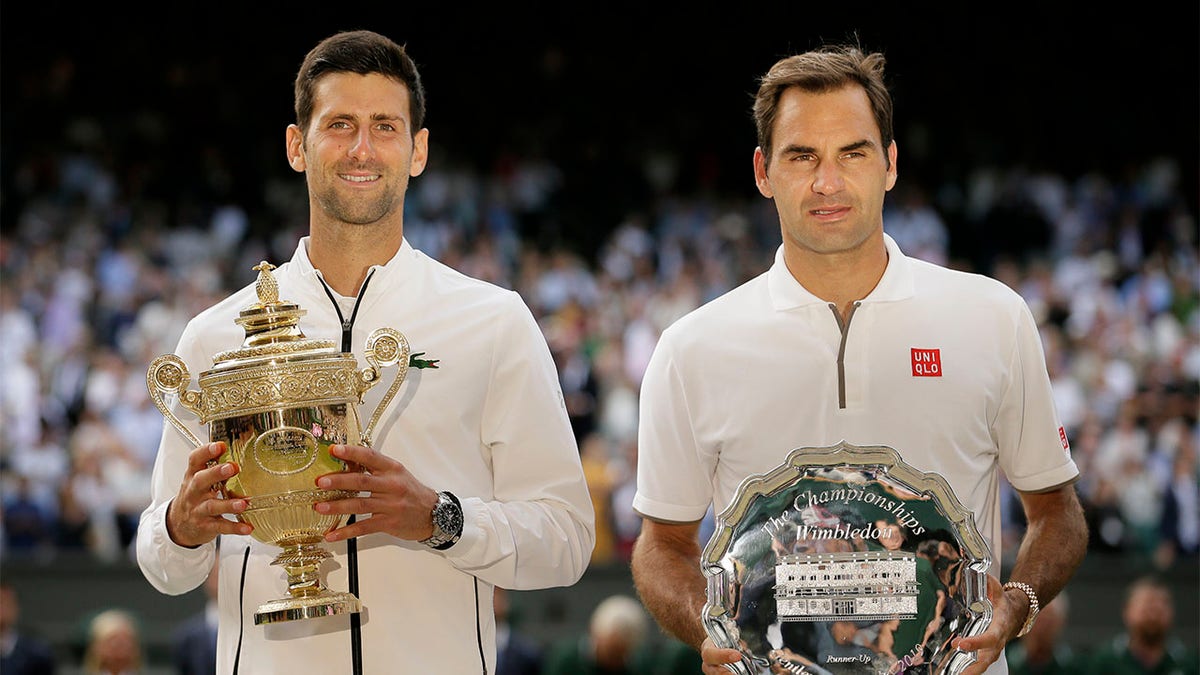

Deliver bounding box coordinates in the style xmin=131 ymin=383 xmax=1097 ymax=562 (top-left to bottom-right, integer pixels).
xmin=419 ymin=491 xmax=463 ymax=550
xmin=1004 ymin=581 xmax=1041 ymax=637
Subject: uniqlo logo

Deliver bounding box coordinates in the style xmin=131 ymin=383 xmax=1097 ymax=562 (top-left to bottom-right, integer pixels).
xmin=911 ymin=348 xmax=942 ymax=377
xmin=1059 ymin=426 xmax=1071 ymax=452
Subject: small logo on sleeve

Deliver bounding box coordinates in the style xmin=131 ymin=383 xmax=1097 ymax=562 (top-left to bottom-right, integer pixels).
xmin=911 ymin=348 xmax=942 ymax=377
xmin=1059 ymin=426 xmax=1070 ymax=452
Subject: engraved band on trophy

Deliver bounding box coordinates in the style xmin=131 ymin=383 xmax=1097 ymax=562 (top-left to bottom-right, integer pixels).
xmin=702 ymin=442 xmax=993 ymax=675
xmin=147 ymin=262 xmax=410 ymax=625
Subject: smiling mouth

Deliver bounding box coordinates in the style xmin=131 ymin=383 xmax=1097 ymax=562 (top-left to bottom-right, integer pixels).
xmin=341 ymin=174 xmax=379 ymax=183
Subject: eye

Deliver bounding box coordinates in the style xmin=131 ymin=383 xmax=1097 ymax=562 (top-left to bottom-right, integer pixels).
xmin=330 ymin=121 xmax=351 ymax=130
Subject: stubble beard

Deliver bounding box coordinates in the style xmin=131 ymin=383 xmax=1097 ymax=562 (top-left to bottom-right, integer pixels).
xmin=782 ymin=196 xmax=879 ymax=257
xmin=786 ymin=223 xmax=874 ymax=257
xmin=316 ymin=187 xmax=399 ymax=226
xmin=312 ymin=168 xmax=407 ymax=227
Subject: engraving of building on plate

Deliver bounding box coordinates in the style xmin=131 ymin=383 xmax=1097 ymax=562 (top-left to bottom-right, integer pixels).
xmin=775 ymin=550 xmax=918 ymax=621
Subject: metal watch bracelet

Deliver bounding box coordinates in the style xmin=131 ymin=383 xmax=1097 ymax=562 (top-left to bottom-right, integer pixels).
xmin=420 ymin=490 xmax=463 ymax=550
xmin=1003 ymin=580 xmax=1040 ymax=637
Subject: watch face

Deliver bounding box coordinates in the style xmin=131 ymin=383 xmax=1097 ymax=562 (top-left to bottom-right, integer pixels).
xmin=434 ymin=494 xmax=463 ymax=540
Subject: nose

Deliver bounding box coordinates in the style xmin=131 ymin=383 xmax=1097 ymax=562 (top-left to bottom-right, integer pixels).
xmin=811 ymin=160 xmax=845 ymax=195
xmin=348 ymin=128 xmax=373 ymax=162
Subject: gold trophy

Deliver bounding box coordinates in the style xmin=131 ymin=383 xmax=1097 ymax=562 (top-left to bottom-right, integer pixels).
xmin=147 ymin=262 xmax=409 ymax=625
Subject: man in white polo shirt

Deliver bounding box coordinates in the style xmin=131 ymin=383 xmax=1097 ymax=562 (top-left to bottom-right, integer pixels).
xmin=630 ymin=44 xmax=1087 ymax=675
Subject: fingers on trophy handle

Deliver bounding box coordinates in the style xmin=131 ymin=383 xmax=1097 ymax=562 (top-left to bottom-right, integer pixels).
xmin=360 ymin=327 xmax=410 ymax=445
xmin=147 ymin=354 xmax=205 ymax=449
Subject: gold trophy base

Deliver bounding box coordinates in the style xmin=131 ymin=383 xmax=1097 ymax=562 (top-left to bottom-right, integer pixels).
xmin=255 ymin=590 xmax=362 ymax=625
xmin=252 ymin=540 xmax=363 ymax=625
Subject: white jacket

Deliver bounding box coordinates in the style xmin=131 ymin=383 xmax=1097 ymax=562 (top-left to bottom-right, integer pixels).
xmin=137 ymin=237 xmax=596 ymax=674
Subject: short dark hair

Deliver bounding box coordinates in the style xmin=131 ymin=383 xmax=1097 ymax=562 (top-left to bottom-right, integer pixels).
xmin=753 ymin=45 xmax=893 ymax=168
xmin=293 ymin=30 xmax=426 ymax=136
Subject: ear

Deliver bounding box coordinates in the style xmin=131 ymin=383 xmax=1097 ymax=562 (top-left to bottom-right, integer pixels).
xmin=753 ymin=146 xmax=773 ymax=198
xmin=885 ymin=140 xmax=898 ymax=192
xmin=286 ymin=124 xmax=306 ymax=173
xmin=410 ymin=127 xmax=430 ymax=178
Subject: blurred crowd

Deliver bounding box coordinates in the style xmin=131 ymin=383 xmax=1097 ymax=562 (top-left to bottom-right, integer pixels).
xmin=2 ymin=138 xmax=1196 ymax=575
xmin=1 ymin=43 xmax=1198 ymax=675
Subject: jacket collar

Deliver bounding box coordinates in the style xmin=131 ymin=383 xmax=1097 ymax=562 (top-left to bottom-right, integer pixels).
xmin=290 ymin=235 xmax=415 ymax=298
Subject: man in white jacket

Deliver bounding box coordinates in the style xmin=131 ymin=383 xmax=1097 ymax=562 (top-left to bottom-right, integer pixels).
xmin=137 ymin=29 xmax=595 ymax=674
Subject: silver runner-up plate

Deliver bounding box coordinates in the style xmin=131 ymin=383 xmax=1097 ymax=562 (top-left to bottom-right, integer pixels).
xmin=701 ymin=442 xmax=993 ymax=674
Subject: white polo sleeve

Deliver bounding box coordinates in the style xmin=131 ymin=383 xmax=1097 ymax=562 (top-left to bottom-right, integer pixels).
xmin=632 ymin=326 xmax=717 ymax=524
xmin=994 ymin=299 xmax=1080 ymax=492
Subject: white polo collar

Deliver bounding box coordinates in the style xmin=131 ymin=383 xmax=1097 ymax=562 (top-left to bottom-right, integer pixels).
xmin=767 ymin=232 xmax=916 ymax=311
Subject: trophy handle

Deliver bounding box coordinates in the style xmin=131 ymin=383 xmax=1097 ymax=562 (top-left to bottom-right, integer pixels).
xmin=147 ymin=354 xmax=205 ymax=449
xmin=359 ymin=328 xmax=410 ymax=446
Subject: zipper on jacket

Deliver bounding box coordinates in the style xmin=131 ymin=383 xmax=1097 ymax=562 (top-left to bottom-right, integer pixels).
xmin=318 ymin=270 xmax=375 ymax=675
xmin=320 ymin=271 xmax=376 ymax=352
xmin=829 ymin=302 xmax=861 ymax=410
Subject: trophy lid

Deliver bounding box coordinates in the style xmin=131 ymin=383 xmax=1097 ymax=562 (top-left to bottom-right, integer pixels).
xmin=210 ymin=262 xmax=338 ymax=367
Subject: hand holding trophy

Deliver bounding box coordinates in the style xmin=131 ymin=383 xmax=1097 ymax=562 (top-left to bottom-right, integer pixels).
xmin=147 ymin=262 xmax=409 ymax=625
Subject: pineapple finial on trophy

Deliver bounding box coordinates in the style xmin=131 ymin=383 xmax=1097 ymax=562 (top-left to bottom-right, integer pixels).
xmin=231 ymin=262 xmax=311 ymax=350
xmin=253 ymin=261 xmax=280 ymax=305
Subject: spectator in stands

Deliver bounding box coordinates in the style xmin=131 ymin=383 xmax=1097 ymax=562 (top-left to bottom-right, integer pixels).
xmin=0 ymin=582 xmax=57 ymax=675
xmin=495 ymin=587 xmax=544 ymax=675
xmin=1156 ymin=432 xmax=1199 ymax=569
xmin=580 ymin=433 xmax=619 ymax=565
xmin=609 ymin=438 xmax=642 ymax=563
xmin=171 ymin=555 xmax=218 ymax=675
xmin=542 ymin=594 xmax=653 ymax=675
xmin=2 ymin=475 xmax=56 ymax=557
xmin=81 ymin=608 xmax=143 ymax=675
xmin=1086 ymin=575 xmax=1199 ymax=674
xmin=1005 ymin=591 xmax=1082 ymax=674
xmin=882 ymin=182 xmax=949 ymax=266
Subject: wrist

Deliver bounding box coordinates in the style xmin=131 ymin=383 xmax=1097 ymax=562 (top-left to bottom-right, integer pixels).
xmin=419 ymin=490 xmax=464 ymax=550
xmin=1003 ymin=581 xmax=1040 ymax=637
xmin=415 ymin=489 xmax=439 ymax=541
xmin=165 ymin=498 xmax=200 ymax=549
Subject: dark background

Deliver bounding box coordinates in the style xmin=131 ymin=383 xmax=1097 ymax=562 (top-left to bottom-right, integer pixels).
xmin=3 ymin=2 xmax=1197 ymax=261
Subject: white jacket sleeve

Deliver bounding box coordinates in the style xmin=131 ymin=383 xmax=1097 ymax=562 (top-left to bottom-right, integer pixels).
xmin=442 ymin=292 xmax=595 ymax=589
xmin=135 ymin=326 xmax=217 ymax=595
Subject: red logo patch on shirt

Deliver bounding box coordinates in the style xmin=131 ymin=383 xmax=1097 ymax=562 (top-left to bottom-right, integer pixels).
xmin=1059 ymin=426 xmax=1071 ymax=453
xmin=911 ymin=348 xmax=942 ymax=377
